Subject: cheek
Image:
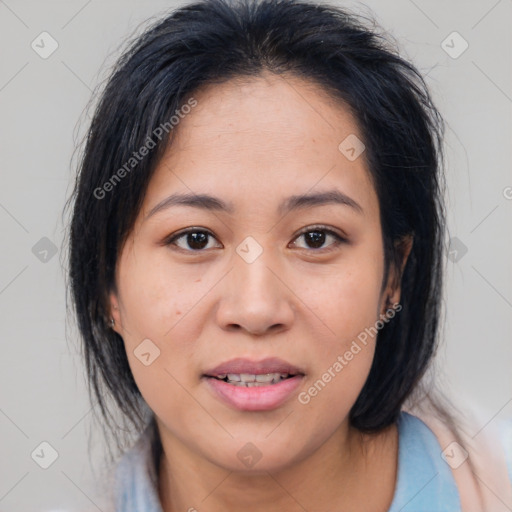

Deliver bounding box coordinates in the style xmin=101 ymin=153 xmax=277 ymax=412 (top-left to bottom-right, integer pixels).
xmin=296 ymin=305 xmax=378 ymax=439
xmin=294 ymin=244 xmax=384 ymax=413
xmin=115 ymin=247 xmax=205 ymax=397
xmin=117 ymin=246 xmax=204 ymax=338
xmin=300 ymin=247 xmax=384 ymax=342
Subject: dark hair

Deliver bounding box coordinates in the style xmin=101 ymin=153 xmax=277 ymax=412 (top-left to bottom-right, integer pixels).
xmin=65 ymin=0 xmax=446 ymax=451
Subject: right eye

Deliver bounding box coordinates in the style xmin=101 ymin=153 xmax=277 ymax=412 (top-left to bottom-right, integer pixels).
xmin=164 ymin=228 xmax=222 ymax=252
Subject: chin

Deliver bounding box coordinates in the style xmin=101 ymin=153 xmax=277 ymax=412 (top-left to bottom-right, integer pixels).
xmin=197 ymin=435 xmax=310 ymax=475
xmin=214 ymin=452 xmax=297 ymax=475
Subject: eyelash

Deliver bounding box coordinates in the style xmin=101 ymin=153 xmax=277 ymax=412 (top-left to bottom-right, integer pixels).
xmin=163 ymin=225 xmax=347 ymax=254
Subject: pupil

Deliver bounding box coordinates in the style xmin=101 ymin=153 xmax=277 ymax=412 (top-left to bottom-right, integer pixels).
xmin=306 ymin=231 xmax=325 ymax=249
xmin=188 ymin=232 xmax=208 ymax=250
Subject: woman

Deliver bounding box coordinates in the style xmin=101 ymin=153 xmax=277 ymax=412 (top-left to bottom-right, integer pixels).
xmin=65 ymin=0 xmax=512 ymax=510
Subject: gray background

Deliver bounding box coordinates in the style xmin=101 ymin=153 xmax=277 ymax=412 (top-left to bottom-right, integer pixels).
xmin=1 ymin=0 xmax=511 ymax=510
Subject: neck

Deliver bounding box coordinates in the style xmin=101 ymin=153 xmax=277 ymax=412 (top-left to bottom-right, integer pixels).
xmin=157 ymin=421 xmax=398 ymax=512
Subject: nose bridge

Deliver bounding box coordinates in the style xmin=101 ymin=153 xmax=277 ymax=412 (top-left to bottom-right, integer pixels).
xmin=234 ymin=236 xmax=283 ymax=305
xmin=236 ymin=247 xmax=277 ymax=294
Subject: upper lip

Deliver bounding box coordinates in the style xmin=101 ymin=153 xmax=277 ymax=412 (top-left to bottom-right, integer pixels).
xmin=203 ymin=357 xmax=306 ymax=377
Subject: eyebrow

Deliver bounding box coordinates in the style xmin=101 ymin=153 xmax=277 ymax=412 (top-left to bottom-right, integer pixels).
xmin=145 ymin=189 xmax=363 ymax=220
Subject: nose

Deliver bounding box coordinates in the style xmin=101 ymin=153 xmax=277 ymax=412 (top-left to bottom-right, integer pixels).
xmin=215 ymin=247 xmax=295 ymax=337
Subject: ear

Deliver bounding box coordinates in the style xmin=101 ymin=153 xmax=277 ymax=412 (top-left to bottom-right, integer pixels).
xmin=108 ymin=290 xmax=123 ymax=335
xmin=381 ymin=235 xmax=413 ymax=314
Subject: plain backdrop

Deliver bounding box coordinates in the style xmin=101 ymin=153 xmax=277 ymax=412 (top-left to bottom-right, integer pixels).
xmin=0 ymin=0 xmax=511 ymax=510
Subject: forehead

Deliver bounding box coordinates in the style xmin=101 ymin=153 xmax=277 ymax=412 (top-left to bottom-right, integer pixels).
xmin=139 ymin=72 xmax=377 ymax=220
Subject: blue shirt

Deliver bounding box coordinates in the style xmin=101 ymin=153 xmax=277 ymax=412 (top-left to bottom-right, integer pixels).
xmin=113 ymin=411 xmax=511 ymax=511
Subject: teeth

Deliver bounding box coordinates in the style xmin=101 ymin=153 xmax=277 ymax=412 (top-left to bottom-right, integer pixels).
xmin=255 ymin=374 xmax=277 ymax=383
xmin=218 ymin=372 xmax=291 ymax=386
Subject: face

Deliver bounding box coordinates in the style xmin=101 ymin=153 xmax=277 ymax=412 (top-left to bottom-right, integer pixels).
xmin=109 ymin=72 xmax=404 ymax=473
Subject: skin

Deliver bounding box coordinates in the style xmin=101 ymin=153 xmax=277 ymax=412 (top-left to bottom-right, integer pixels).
xmin=109 ymin=71 xmax=412 ymax=512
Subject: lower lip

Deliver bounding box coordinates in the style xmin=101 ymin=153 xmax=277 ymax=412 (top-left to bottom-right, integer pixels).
xmin=204 ymin=375 xmax=304 ymax=411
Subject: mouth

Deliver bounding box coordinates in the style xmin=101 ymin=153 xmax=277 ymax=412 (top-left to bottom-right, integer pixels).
xmin=202 ymin=357 xmax=305 ymax=411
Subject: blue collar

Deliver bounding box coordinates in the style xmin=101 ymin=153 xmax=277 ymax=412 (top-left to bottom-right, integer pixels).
xmin=388 ymin=412 xmax=461 ymax=511
xmin=114 ymin=411 xmax=461 ymax=511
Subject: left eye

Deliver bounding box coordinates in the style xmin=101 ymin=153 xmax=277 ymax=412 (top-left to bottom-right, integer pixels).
xmin=290 ymin=227 xmax=346 ymax=252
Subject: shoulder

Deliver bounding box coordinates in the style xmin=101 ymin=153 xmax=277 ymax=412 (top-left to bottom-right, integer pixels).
xmin=388 ymin=411 xmax=461 ymax=512
xmin=114 ymin=423 xmax=163 ymax=512
xmin=407 ymin=405 xmax=512 ymax=512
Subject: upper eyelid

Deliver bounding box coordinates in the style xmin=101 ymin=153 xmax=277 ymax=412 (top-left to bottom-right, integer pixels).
xmin=294 ymin=225 xmax=347 ymax=239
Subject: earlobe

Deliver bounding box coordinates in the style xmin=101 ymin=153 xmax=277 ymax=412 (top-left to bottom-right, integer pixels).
xmin=398 ymin=235 xmax=413 ymax=275
xmin=381 ymin=235 xmax=414 ymax=314
xmin=108 ymin=291 xmax=121 ymax=333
